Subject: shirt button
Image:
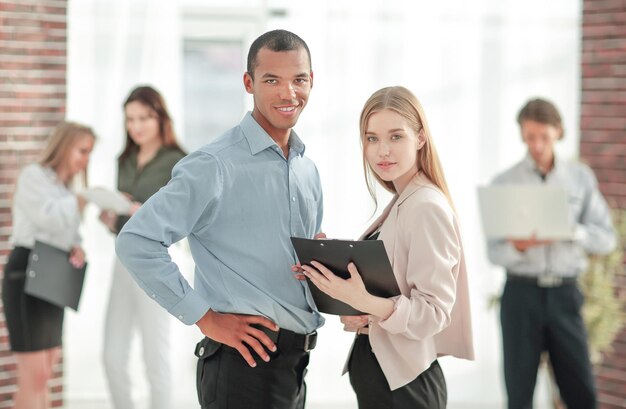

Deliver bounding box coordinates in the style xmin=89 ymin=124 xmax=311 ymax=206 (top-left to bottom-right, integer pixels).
xmin=178 ymin=315 xmax=184 ymax=320
xmin=198 ymin=346 xmax=205 ymax=356
xmin=151 ymin=294 xmax=156 ymax=299
xmin=292 ymin=196 xmax=296 ymax=202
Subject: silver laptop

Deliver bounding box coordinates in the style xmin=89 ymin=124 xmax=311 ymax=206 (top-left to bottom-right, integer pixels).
xmin=477 ymin=185 xmax=574 ymax=240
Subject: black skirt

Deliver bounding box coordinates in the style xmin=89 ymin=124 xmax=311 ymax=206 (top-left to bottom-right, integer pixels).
xmin=1 ymin=246 xmax=64 ymax=352
xmin=348 ymin=334 xmax=447 ymax=409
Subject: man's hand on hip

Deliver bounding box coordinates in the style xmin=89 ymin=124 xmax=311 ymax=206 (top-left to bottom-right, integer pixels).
xmin=195 ymin=310 xmax=279 ymax=367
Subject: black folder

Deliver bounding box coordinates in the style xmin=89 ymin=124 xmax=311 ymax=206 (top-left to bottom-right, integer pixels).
xmin=291 ymin=237 xmax=400 ymax=315
xmin=24 ymin=241 xmax=87 ymax=311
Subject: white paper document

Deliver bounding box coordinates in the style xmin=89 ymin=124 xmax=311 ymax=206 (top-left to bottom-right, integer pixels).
xmin=80 ymin=187 xmax=132 ymax=214
xmin=477 ymin=185 xmax=574 ymax=240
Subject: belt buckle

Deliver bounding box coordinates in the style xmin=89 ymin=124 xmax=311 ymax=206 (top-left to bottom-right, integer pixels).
xmin=303 ymin=331 xmax=317 ymax=352
xmin=538 ymin=276 xmax=562 ymax=288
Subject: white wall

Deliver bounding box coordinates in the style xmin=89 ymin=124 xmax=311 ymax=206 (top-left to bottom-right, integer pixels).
xmin=66 ymin=0 xmax=581 ymax=407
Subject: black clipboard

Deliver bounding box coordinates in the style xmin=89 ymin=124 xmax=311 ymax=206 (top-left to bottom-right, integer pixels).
xmin=291 ymin=237 xmax=400 ymax=315
xmin=24 ymin=241 xmax=87 ymax=311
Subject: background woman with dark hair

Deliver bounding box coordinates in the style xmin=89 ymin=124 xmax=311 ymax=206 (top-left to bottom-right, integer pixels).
xmin=2 ymin=121 xmax=95 ymax=408
xmin=99 ymin=85 xmax=185 ymax=409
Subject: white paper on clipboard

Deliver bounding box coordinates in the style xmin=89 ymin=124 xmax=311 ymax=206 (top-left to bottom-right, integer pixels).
xmin=80 ymin=187 xmax=132 ymax=214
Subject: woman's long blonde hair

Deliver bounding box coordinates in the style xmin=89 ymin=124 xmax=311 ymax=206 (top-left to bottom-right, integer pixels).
xmin=360 ymin=86 xmax=454 ymax=210
xmin=40 ymin=121 xmax=95 ymax=186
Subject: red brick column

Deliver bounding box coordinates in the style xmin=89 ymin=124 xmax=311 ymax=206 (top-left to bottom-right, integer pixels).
xmin=0 ymin=1 xmax=67 ymax=407
xmin=581 ymin=1 xmax=626 ymax=407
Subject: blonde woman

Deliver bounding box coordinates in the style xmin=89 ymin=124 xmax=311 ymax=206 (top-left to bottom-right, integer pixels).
xmin=2 ymin=121 xmax=95 ymax=408
xmin=300 ymin=86 xmax=474 ymax=408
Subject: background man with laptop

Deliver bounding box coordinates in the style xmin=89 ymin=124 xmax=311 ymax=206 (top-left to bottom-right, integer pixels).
xmin=484 ymin=98 xmax=616 ymax=409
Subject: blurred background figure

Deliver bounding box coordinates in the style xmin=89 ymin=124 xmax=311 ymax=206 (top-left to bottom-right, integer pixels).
xmin=486 ymin=98 xmax=616 ymax=409
xmin=1 ymin=122 xmax=95 ymax=408
xmin=98 ymin=86 xmax=186 ymax=409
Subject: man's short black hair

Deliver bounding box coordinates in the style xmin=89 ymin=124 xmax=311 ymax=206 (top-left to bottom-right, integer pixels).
xmin=247 ymin=29 xmax=311 ymax=79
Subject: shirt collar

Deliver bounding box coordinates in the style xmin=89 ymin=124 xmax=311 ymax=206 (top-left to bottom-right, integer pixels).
xmin=289 ymin=132 xmax=306 ymax=157
xmin=396 ymin=172 xmax=433 ymax=206
xmin=128 ymin=145 xmax=168 ymax=164
xmin=41 ymin=164 xmax=71 ymax=188
xmin=522 ymin=153 xmax=562 ymax=177
xmin=41 ymin=163 xmax=63 ymax=181
xmin=240 ymin=112 xmax=306 ymax=157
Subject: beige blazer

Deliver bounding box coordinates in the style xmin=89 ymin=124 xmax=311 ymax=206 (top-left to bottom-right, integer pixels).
xmin=343 ymin=173 xmax=474 ymax=390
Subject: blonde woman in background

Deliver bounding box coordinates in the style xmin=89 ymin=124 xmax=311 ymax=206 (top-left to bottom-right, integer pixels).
xmin=2 ymin=122 xmax=95 ymax=408
xmin=300 ymin=86 xmax=474 ymax=409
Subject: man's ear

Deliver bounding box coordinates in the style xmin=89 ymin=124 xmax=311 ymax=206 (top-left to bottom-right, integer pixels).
xmin=243 ymin=72 xmax=254 ymax=94
xmin=310 ymin=71 xmax=314 ymax=89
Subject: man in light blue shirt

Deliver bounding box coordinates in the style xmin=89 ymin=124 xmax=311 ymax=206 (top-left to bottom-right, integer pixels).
xmin=116 ymin=30 xmax=323 ymax=409
xmin=487 ymin=98 xmax=615 ymax=409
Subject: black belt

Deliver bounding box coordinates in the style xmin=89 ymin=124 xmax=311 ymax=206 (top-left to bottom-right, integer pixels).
xmin=507 ymin=273 xmax=577 ymax=288
xmin=195 ymin=326 xmax=317 ymax=361
xmin=254 ymin=325 xmax=317 ymax=353
xmin=197 ymin=325 xmax=317 ymax=357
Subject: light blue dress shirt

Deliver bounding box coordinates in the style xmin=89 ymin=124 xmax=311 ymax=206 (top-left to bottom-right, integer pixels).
xmin=116 ymin=112 xmax=325 ymax=333
xmin=487 ymin=154 xmax=616 ymax=277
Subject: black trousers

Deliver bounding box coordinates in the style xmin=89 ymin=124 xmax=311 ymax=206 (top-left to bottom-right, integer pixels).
xmin=196 ymin=337 xmax=309 ymax=409
xmin=348 ymin=334 xmax=447 ymax=409
xmin=501 ymin=279 xmax=597 ymax=409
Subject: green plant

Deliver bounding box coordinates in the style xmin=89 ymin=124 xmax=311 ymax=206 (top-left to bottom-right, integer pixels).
xmin=580 ymin=209 xmax=626 ymax=364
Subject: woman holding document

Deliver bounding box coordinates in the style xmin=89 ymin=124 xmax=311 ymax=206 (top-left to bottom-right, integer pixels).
xmin=98 ymin=86 xmax=185 ymax=409
xmin=2 ymin=121 xmax=95 ymax=408
xmin=300 ymin=86 xmax=474 ymax=409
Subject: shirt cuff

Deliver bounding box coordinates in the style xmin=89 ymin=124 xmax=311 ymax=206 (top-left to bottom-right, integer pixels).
xmin=168 ymin=290 xmax=211 ymax=325
xmin=503 ymin=241 xmax=525 ymax=261
xmin=573 ymin=224 xmax=588 ymax=243
xmin=377 ymin=295 xmax=407 ymax=334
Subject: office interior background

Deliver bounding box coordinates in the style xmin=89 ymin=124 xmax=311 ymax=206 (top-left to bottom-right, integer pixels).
xmin=1 ymin=0 xmax=625 ymax=408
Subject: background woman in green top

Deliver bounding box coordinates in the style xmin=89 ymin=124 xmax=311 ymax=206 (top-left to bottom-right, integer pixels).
xmin=99 ymin=86 xmax=185 ymax=409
